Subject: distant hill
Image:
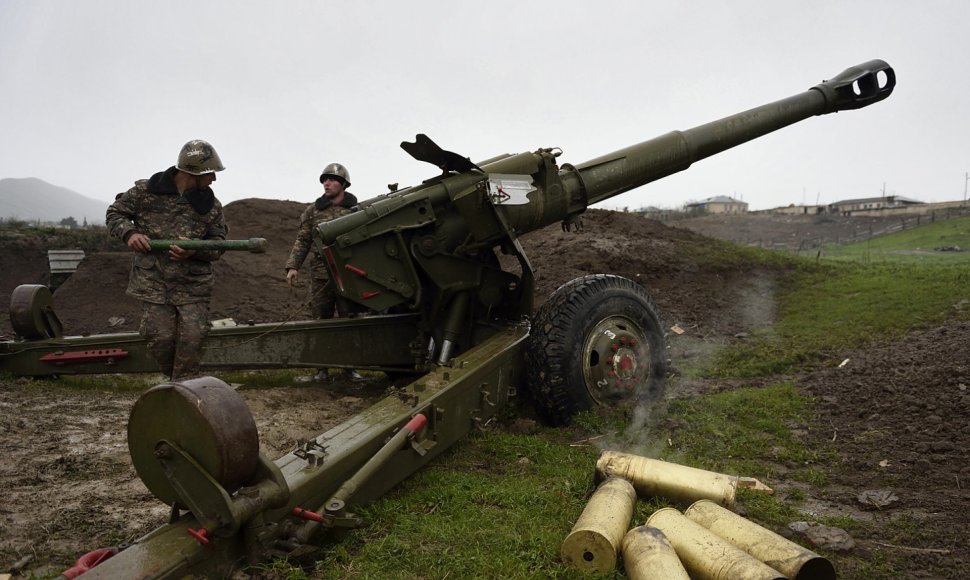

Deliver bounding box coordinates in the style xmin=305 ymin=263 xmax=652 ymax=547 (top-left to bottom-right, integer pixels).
xmin=0 ymin=177 xmax=107 ymax=225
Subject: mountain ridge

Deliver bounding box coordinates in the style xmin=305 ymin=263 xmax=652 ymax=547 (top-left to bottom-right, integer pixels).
xmin=0 ymin=177 xmax=108 ymax=224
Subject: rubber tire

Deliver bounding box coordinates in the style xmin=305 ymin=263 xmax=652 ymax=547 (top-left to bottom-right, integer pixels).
xmin=526 ymin=274 xmax=666 ymax=425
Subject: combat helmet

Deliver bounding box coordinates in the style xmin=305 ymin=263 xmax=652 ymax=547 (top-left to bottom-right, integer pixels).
xmin=319 ymin=163 xmax=351 ymax=187
xmin=177 ymin=140 xmax=225 ymax=175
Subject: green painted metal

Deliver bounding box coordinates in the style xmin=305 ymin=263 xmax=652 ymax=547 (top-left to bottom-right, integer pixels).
xmin=573 ymin=60 xmax=894 ymax=207
xmin=83 ymin=324 xmax=528 ymax=578
xmin=128 ymin=379 xmax=261 ymax=508
xmin=8 ymin=284 xmax=63 ymax=339
xmin=0 ymin=314 xmax=422 ymax=376
xmin=0 ymin=331 xmax=159 ymax=375
xmin=319 ymin=60 xmax=895 ymax=323
xmin=147 ymin=237 xmax=268 ymax=253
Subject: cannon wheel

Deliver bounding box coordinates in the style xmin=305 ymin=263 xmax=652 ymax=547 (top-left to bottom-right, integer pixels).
xmin=526 ymin=275 xmax=666 ymax=425
xmin=128 ymin=376 xmax=260 ymax=506
xmin=10 ymin=284 xmax=63 ymax=339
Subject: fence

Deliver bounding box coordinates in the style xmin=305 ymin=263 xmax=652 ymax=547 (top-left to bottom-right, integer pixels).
xmin=741 ymin=206 xmax=970 ymax=254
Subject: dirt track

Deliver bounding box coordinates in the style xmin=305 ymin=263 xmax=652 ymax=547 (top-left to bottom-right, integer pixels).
xmin=1 ymin=204 xmax=967 ymax=578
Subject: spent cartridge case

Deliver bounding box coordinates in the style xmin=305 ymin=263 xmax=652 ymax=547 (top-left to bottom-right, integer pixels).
xmin=647 ymin=507 xmax=786 ymax=580
xmin=560 ymin=476 xmax=637 ymax=573
xmin=621 ymin=525 xmax=690 ymax=580
xmin=596 ymin=450 xmax=738 ymax=506
xmin=685 ymin=499 xmax=835 ymax=580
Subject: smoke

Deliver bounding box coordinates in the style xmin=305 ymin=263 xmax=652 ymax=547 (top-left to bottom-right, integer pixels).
xmin=590 ymin=396 xmax=668 ymax=460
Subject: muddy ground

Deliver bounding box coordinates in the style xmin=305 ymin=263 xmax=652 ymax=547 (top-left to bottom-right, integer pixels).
xmin=1 ymin=204 xmax=967 ymax=578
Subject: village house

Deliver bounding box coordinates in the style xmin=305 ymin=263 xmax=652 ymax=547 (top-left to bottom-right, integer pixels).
xmin=684 ymin=196 xmax=748 ymax=214
xmin=827 ymin=195 xmax=923 ymax=215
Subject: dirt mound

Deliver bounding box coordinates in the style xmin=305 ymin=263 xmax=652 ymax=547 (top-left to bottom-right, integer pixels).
xmin=1 ymin=199 xmax=967 ymax=577
xmin=0 ymin=199 xmax=311 ymax=338
xmin=1 ymin=203 xmax=754 ymax=339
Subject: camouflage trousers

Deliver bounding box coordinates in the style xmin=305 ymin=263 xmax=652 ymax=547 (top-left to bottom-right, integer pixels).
xmin=309 ymin=276 xmax=354 ymax=319
xmin=139 ymin=301 xmax=210 ymax=379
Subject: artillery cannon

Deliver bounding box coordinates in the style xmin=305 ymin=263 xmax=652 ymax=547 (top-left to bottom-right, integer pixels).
xmin=0 ymin=60 xmax=894 ymax=578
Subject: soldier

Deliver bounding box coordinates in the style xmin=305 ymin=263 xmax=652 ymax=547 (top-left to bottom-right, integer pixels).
xmin=285 ymin=162 xmax=364 ymax=382
xmin=106 ymin=139 xmax=228 ymax=380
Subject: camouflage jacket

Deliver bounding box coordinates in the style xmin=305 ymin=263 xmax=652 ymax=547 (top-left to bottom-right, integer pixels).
xmin=105 ymin=166 xmax=228 ymax=305
xmin=284 ymin=192 xmax=358 ymax=279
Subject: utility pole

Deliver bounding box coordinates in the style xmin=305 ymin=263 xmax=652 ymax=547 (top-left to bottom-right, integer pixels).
xmin=964 ymin=172 xmax=968 ymax=205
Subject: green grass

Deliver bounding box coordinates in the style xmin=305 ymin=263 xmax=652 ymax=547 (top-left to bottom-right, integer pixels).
xmin=308 ymin=424 xmax=604 ymax=579
xmin=707 ymin=261 xmax=970 ymax=378
xmin=45 ymin=373 xmax=164 ymax=392
xmin=13 ymin=368 xmax=315 ymax=392
xmin=276 ymin=218 xmax=970 ymax=579
xmin=219 ymin=368 xmax=320 ymax=388
xmin=675 ymin=234 xmax=799 ymax=271
xmin=244 ymin=384 xmax=822 ymax=579
xmin=818 ymin=215 xmax=970 ymax=264
xmin=0 ymin=222 xmax=119 ymax=251
xmin=661 ymin=383 xmax=825 ymax=480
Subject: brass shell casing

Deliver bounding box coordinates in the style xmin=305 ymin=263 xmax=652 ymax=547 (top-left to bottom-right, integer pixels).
xmin=596 ymin=450 xmax=737 ymax=506
xmin=685 ymin=500 xmax=835 ymax=580
xmin=621 ymin=525 xmax=690 ymax=580
xmin=646 ymin=508 xmax=786 ymax=580
xmin=560 ymin=477 xmax=637 ymax=572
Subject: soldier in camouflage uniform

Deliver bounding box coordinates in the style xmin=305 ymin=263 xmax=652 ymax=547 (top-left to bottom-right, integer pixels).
xmin=285 ymin=162 xmax=363 ymax=382
xmin=105 ymin=139 xmax=229 ymax=379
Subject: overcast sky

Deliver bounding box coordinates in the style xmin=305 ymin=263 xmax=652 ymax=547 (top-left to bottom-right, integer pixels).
xmin=1 ymin=1 xmax=967 ymax=212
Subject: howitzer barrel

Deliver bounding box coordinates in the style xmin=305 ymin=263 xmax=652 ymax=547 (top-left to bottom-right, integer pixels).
xmin=314 ymin=60 xmax=893 ymax=314
xmin=147 ymin=237 xmax=268 ymax=253
xmin=319 ymin=61 xmax=894 ymax=249
xmin=569 ymin=60 xmax=894 ymax=206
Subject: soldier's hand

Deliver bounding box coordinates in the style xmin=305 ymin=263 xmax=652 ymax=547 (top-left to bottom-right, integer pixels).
xmin=127 ymin=233 xmax=151 ymax=253
xmin=169 ymin=244 xmax=197 ymax=261
xmin=286 ymin=269 xmax=299 ymax=286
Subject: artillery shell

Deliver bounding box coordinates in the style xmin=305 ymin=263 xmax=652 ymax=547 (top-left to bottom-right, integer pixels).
xmin=560 ymin=476 xmax=637 ymax=572
xmin=685 ymin=499 xmax=835 ymax=580
xmin=621 ymin=525 xmax=690 ymax=580
xmin=647 ymin=507 xmax=786 ymax=580
xmin=596 ymin=450 xmax=738 ymax=506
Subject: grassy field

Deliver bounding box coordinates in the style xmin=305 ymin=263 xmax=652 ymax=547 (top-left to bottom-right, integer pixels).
xmin=818 ymin=215 xmax=970 ymax=264
xmin=0 ymin=222 xmax=118 ymax=251
xmin=233 ymin=219 xmax=970 ymax=579
xmin=5 ymin=214 xmax=967 ymax=577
